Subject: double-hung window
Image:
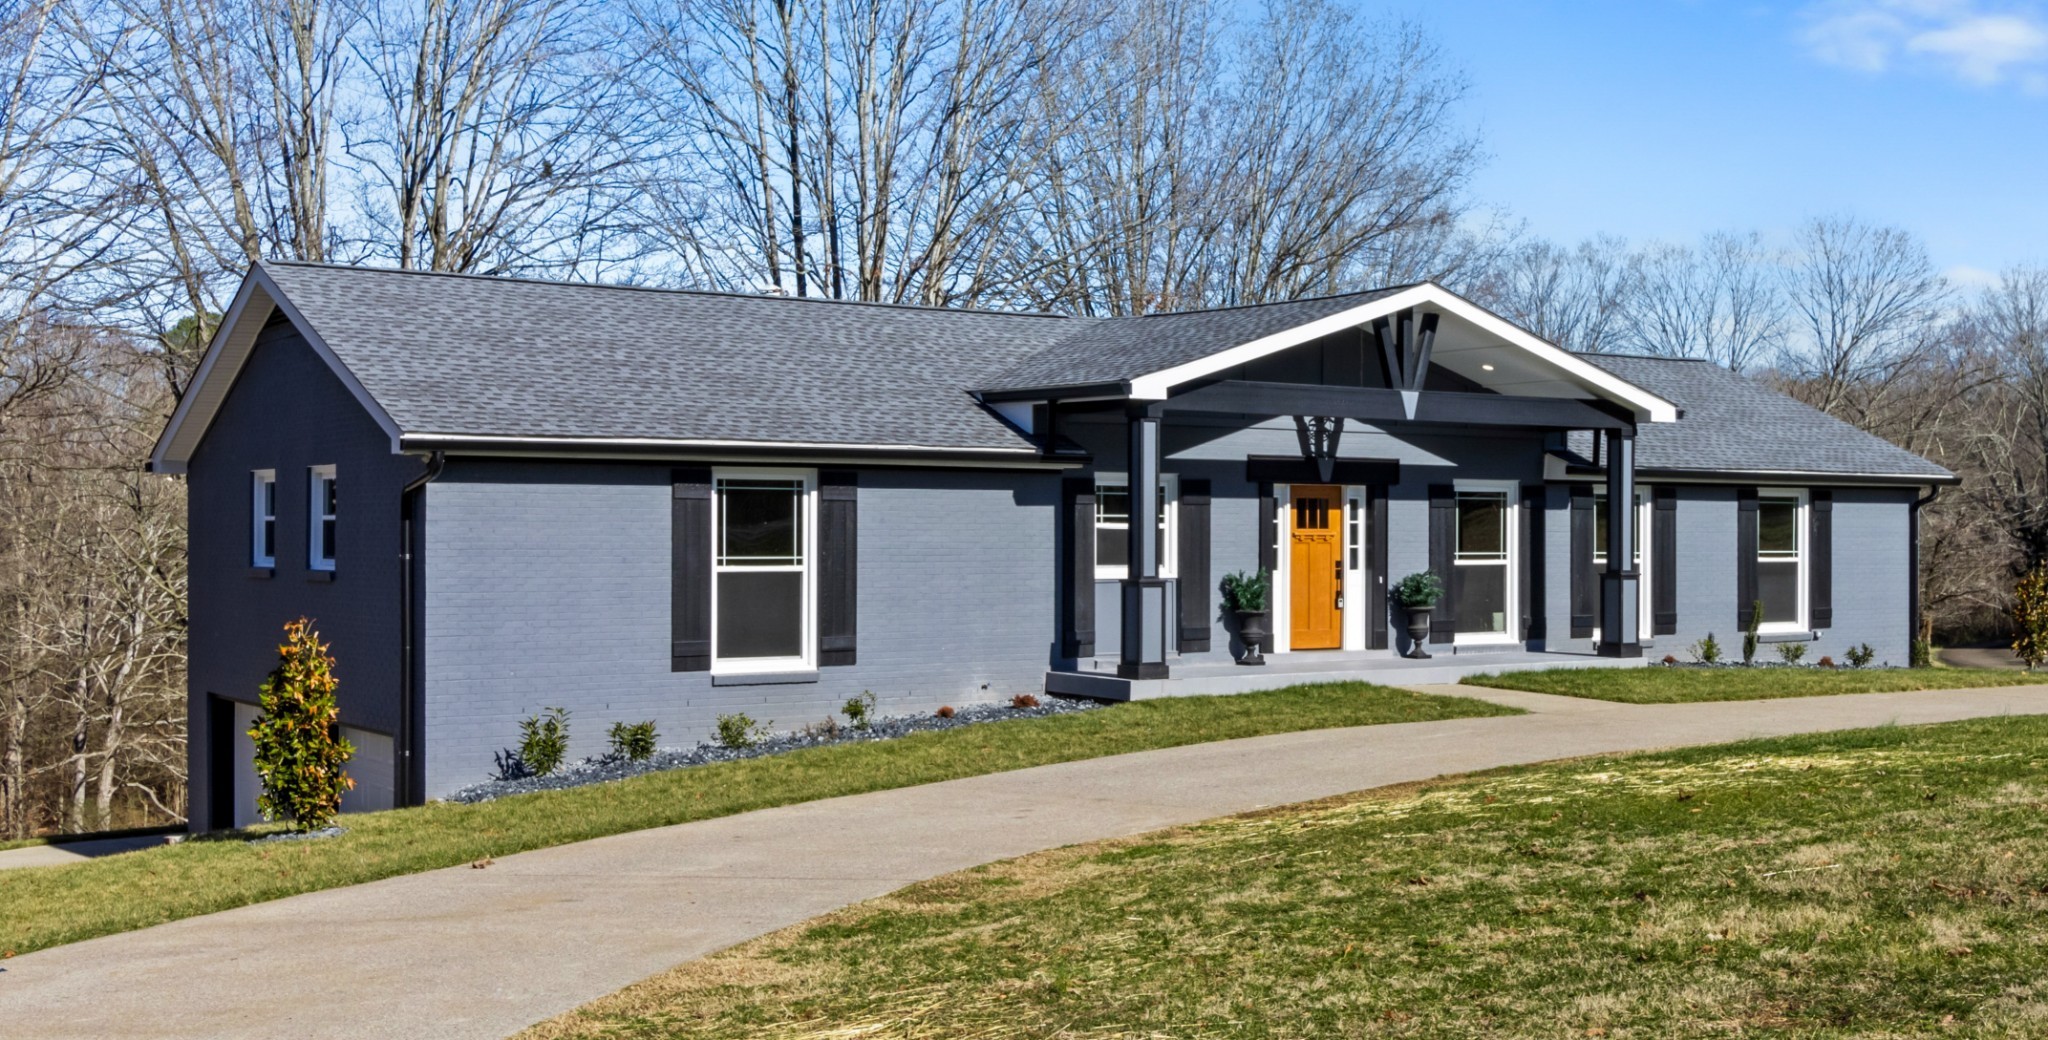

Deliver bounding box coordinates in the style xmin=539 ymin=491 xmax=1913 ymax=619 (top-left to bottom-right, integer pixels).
xmin=713 ymin=471 xmax=814 ymax=671
xmin=1454 ymin=485 xmax=1515 ymax=638
xmin=251 ymin=470 xmax=277 ymax=568
xmin=1094 ymin=475 xmax=1177 ymax=580
xmin=1755 ymin=489 xmax=1806 ymax=630
xmin=1594 ymin=487 xmax=1652 ymax=639
xmin=308 ymin=465 xmax=337 ymax=571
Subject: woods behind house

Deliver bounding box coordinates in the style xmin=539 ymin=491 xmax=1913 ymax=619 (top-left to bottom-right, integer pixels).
xmin=0 ymin=0 xmax=2038 ymax=838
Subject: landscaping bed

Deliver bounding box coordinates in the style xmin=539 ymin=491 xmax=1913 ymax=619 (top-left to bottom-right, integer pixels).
xmin=525 ymin=715 xmax=2048 ymax=1039
xmin=0 ymin=680 xmax=1512 ymax=956
xmin=1464 ymin=664 xmax=2046 ymax=704
xmin=449 ymin=697 xmax=1103 ymax=803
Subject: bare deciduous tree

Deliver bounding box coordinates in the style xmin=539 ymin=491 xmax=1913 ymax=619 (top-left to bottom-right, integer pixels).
xmin=1782 ymin=215 xmax=1951 ymax=419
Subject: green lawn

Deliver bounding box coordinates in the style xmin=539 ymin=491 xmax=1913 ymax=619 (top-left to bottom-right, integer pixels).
xmin=527 ymin=716 xmax=2048 ymax=1039
xmin=0 ymin=681 xmax=1511 ymax=956
xmin=1463 ymin=665 xmax=2046 ymax=704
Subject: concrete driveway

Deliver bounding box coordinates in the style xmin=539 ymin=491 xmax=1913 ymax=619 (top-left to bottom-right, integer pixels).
xmin=4 ymin=682 xmax=2047 ymax=1040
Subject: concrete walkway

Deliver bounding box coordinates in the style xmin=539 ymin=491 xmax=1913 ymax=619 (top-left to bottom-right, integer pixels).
xmin=0 ymin=833 xmax=176 ymax=873
xmin=5 ymin=683 xmax=2047 ymax=1040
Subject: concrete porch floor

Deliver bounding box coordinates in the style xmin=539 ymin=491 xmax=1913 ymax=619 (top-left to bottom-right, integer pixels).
xmin=1046 ymin=646 xmax=1648 ymax=700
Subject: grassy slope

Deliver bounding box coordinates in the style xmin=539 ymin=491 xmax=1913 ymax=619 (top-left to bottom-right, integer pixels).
xmin=1463 ymin=665 xmax=2045 ymax=704
xmin=529 ymin=716 xmax=2048 ymax=1040
xmin=0 ymin=682 xmax=1511 ymax=956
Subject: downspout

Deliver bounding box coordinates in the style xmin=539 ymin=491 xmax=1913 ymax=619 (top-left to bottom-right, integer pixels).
xmin=398 ymin=451 xmax=446 ymax=806
xmin=1910 ymin=485 xmax=1940 ymax=656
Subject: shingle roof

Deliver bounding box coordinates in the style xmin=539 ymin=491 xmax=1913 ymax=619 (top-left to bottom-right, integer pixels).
xmin=1567 ymin=353 xmax=1954 ymax=482
xmin=981 ymin=286 xmax=1412 ymax=392
xmin=246 ymin=264 xmax=1950 ymax=482
xmin=260 ymin=262 xmax=1079 ymax=452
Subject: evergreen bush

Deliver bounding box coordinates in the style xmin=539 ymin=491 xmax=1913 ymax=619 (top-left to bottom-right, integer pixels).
xmin=249 ymin=618 xmax=355 ymax=831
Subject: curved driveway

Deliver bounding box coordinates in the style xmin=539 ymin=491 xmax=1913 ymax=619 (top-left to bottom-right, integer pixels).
xmin=4 ymin=683 xmax=2047 ymax=1040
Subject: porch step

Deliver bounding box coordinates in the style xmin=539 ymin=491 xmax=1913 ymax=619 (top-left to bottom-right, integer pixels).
xmin=1044 ymin=650 xmax=1647 ymax=702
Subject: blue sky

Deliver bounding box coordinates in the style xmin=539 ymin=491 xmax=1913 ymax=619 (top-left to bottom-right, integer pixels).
xmin=1395 ymin=0 xmax=2047 ymax=285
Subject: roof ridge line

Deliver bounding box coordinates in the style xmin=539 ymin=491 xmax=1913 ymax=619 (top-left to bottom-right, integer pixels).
xmin=1101 ymin=282 xmax=1424 ymax=319
xmin=258 ymin=260 xmax=1085 ymax=321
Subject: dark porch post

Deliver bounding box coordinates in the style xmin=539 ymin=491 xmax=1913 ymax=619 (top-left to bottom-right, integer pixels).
xmin=1120 ymin=407 xmax=1169 ymax=679
xmin=1598 ymin=428 xmax=1642 ymax=657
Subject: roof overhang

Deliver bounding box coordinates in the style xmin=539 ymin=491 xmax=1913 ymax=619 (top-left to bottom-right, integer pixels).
xmin=1547 ymin=454 xmax=1961 ymax=488
xmin=148 ymin=265 xmax=403 ymax=474
xmin=1006 ymin=282 xmax=1679 ymax=423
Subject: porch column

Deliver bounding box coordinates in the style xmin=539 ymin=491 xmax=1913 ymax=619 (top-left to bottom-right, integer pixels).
xmin=1120 ymin=408 xmax=1170 ymax=679
xmin=1598 ymin=427 xmax=1643 ymax=658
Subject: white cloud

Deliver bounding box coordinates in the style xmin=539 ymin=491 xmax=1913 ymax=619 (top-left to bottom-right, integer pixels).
xmin=1802 ymin=1 xmax=2048 ymax=88
xmin=1944 ymin=263 xmax=2004 ymax=289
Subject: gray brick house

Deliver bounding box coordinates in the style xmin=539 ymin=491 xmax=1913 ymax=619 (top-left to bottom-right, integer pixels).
xmin=150 ymin=263 xmax=1955 ymax=828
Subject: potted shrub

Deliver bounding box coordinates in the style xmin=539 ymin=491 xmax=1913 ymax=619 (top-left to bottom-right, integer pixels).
xmin=1392 ymin=571 xmax=1445 ymax=659
xmin=1220 ymin=569 xmax=1272 ymax=666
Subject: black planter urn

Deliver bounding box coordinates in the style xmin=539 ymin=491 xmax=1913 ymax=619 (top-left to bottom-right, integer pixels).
xmin=1404 ymin=605 xmax=1434 ymax=659
xmin=1236 ymin=610 xmax=1269 ymax=665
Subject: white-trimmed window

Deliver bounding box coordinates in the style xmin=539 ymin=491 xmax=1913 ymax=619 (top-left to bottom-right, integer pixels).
xmin=251 ymin=470 xmax=277 ymax=568
xmin=1755 ymin=488 xmax=1806 ymax=631
xmin=712 ymin=469 xmax=815 ymax=672
xmin=308 ymin=465 xmax=337 ymax=571
xmin=1454 ymin=482 xmax=1517 ymax=640
xmin=1094 ymin=474 xmax=1178 ymax=580
xmin=1594 ymin=487 xmax=1652 ymax=640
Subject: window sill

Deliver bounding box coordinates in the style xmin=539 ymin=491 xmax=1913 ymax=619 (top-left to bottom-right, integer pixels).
xmin=248 ymin=567 xmax=274 ymax=580
xmin=1757 ymin=630 xmax=1813 ymax=643
xmin=710 ymin=670 xmax=820 ymax=687
xmin=305 ymin=570 xmax=335 ymax=584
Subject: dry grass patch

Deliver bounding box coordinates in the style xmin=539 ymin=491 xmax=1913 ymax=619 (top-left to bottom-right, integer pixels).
xmin=526 ymin=717 xmax=2048 ymax=1039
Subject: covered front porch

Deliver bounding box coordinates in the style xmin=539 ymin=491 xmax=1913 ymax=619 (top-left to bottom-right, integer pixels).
xmin=1046 ymin=646 xmax=1646 ymax=701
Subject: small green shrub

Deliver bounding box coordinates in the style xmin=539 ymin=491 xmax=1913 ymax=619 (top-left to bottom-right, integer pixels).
xmin=1391 ymin=571 xmax=1445 ymax=609
xmin=842 ymin=691 xmax=877 ymax=730
xmin=607 ymin=720 xmax=658 ymax=762
xmin=1220 ymin=569 xmax=1272 ymax=613
xmin=1846 ymin=643 xmax=1876 ymax=669
xmin=1689 ymin=634 xmax=1723 ymax=664
xmin=716 ymin=712 xmax=768 ymax=749
xmin=518 ymin=707 xmax=571 ymax=776
xmin=2013 ymin=564 xmax=2048 ymax=672
xmin=1910 ymin=638 xmax=1932 ymax=668
xmin=1743 ymin=600 xmax=1763 ymax=665
xmin=249 ymin=617 xmax=355 ymax=831
xmin=1777 ymin=642 xmax=1807 ymax=666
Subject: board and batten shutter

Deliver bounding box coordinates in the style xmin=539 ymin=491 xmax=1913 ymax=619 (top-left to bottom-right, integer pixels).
xmin=1521 ymin=485 xmax=1543 ymax=641
xmin=1568 ymin=484 xmax=1595 ymax=638
xmin=1427 ymin=484 xmax=1456 ymax=644
xmin=1177 ymin=478 xmax=1212 ymax=652
xmin=818 ymin=470 xmax=858 ymax=666
xmin=1062 ymin=478 xmax=1095 ymax=658
xmin=1652 ymin=485 xmax=1678 ymax=636
xmin=1736 ymin=486 xmax=1759 ymax=631
xmin=1810 ymin=488 xmax=1833 ymax=630
xmin=671 ymin=467 xmax=713 ymax=672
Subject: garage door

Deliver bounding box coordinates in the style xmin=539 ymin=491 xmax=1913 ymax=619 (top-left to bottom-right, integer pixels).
xmin=229 ymin=705 xmax=395 ymax=827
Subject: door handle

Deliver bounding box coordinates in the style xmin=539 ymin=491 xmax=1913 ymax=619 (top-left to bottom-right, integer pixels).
xmin=1335 ymin=592 xmax=1346 ymax=610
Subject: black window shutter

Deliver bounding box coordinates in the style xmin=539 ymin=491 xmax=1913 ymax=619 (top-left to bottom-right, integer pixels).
xmin=1177 ymin=479 xmax=1211 ymax=652
xmin=671 ymin=467 xmax=712 ymax=672
xmin=1062 ymin=478 xmax=1095 ymax=658
xmin=1569 ymin=485 xmax=1595 ymax=638
xmin=1736 ymin=486 xmax=1759 ymax=630
xmin=1652 ymin=485 xmax=1678 ymax=635
xmin=1257 ymin=484 xmax=1277 ymax=654
xmin=1427 ymin=484 xmax=1456 ymax=643
xmin=1521 ymin=485 xmax=1543 ymax=641
xmin=818 ymin=471 xmax=858 ymax=666
xmin=1810 ymin=489 xmax=1833 ymax=630
xmin=1367 ymin=484 xmax=1389 ymax=650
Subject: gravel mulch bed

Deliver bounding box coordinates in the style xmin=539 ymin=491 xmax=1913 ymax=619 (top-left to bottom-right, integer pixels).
xmin=446 ymin=696 xmax=1103 ymax=804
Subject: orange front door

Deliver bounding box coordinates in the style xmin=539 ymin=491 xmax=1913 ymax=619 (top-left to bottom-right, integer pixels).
xmin=1290 ymin=485 xmax=1343 ymax=650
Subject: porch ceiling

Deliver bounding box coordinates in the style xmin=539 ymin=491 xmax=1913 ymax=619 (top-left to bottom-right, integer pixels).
xmin=1154 ymin=380 xmax=1634 ymax=431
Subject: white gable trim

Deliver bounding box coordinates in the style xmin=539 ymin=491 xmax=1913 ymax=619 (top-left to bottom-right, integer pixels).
xmin=148 ymin=266 xmax=403 ymax=474
xmin=1124 ymin=282 xmax=1679 ymax=423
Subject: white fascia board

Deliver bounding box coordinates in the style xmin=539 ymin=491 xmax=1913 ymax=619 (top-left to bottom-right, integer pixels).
xmin=148 ymin=265 xmax=405 ymax=474
xmin=1125 ymin=282 xmax=1680 ymax=423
